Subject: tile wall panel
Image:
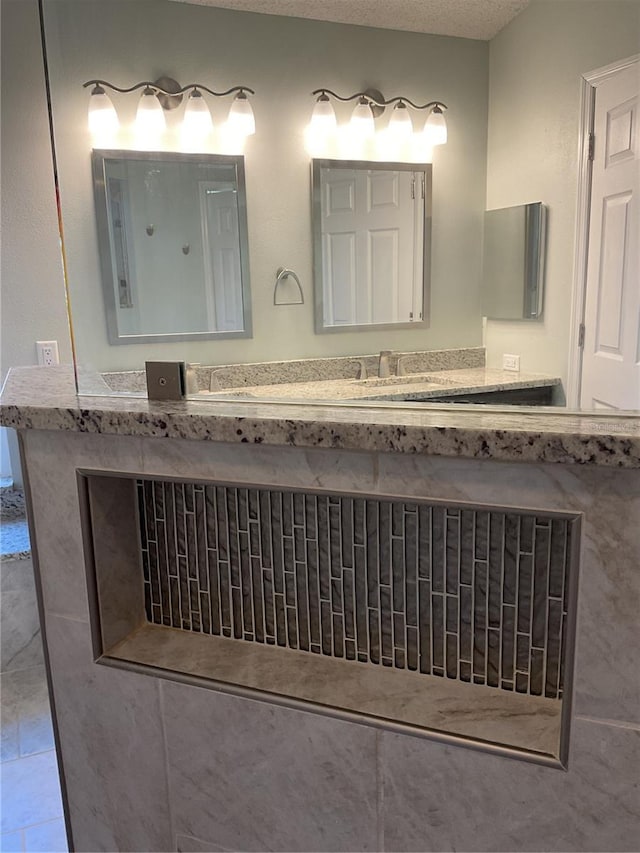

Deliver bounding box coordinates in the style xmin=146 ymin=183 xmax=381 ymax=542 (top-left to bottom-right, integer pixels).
xmin=137 ymin=480 xmax=574 ymax=698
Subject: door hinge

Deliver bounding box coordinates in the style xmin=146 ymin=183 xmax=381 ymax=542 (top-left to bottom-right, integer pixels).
xmin=578 ymin=323 xmax=586 ymax=347
xmin=421 ymin=175 xmax=425 ymax=198
xmin=411 ymin=177 xmax=416 ymax=199
xmin=588 ymin=132 xmax=595 ymax=161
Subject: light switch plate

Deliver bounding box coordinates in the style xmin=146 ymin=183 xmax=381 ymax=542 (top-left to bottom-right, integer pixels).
xmin=502 ymin=354 xmax=520 ymax=372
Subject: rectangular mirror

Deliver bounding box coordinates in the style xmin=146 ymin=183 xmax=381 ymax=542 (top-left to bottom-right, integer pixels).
xmin=482 ymin=202 xmax=547 ymax=320
xmin=312 ymin=159 xmax=432 ymax=334
xmin=92 ymin=150 xmax=252 ymax=345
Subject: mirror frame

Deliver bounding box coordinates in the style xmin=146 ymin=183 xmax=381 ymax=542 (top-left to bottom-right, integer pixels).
xmin=482 ymin=201 xmax=547 ymax=321
xmin=92 ymin=149 xmax=253 ymax=345
xmin=311 ymin=158 xmax=432 ymax=335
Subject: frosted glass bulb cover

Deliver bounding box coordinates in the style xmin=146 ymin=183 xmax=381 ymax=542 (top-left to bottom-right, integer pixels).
xmin=88 ymin=88 xmax=119 ymax=137
xmin=350 ymin=99 xmax=375 ymax=136
xmin=310 ymin=96 xmax=337 ymax=133
xmin=136 ymin=89 xmax=165 ymax=137
xmin=227 ymin=93 xmax=255 ymax=136
xmin=388 ymin=103 xmax=413 ymax=139
xmin=183 ymin=91 xmax=213 ymax=138
xmin=424 ymin=107 xmax=447 ymax=146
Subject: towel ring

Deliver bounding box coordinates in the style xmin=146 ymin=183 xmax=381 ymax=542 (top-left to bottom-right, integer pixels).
xmin=274 ymin=267 xmax=304 ymax=306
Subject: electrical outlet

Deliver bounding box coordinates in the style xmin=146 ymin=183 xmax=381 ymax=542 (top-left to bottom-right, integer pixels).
xmin=36 ymin=340 xmax=59 ymax=367
xmin=502 ymin=353 xmax=520 ymax=372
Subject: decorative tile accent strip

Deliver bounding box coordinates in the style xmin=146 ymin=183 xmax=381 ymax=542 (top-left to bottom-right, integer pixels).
xmin=137 ymin=480 xmax=574 ymax=699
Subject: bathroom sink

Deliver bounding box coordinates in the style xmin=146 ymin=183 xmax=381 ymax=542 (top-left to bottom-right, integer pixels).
xmin=419 ymin=374 xmax=462 ymax=386
xmin=352 ymin=373 xmax=457 ymax=388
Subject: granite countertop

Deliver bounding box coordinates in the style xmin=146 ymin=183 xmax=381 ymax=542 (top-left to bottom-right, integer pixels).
xmin=207 ymin=368 xmax=562 ymax=402
xmin=1 ymin=366 xmax=639 ymax=468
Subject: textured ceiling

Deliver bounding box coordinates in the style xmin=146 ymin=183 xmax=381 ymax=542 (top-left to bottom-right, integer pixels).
xmin=169 ymin=0 xmax=532 ymax=41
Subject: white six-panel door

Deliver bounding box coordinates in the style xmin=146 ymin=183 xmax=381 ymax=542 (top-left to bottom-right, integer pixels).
xmin=321 ymin=168 xmax=422 ymax=327
xmin=580 ymin=60 xmax=640 ymax=410
xmin=200 ymin=184 xmax=244 ymax=332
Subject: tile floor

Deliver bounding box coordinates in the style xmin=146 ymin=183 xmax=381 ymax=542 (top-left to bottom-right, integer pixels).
xmin=1 ymin=514 xmax=69 ymax=853
xmin=0 ymin=519 xmax=31 ymax=558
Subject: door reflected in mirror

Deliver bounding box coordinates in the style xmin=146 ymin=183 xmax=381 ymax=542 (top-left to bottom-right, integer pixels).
xmin=312 ymin=159 xmax=431 ymax=334
xmin=92 ymin=150 xmax=252 ymax=345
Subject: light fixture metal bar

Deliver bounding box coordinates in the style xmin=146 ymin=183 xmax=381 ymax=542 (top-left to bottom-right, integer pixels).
xmin=311 ymin=88 xmax=446 ymax=111
xmin=83 ymin=79 xmax=255 ymax=97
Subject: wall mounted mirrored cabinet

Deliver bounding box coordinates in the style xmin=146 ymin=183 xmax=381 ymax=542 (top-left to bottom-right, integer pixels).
xmin=92 ymin=150 xmax=252 ymax=344
xmin=312 ymin=159 xmax=432 ymax=334
xmin=482 ymin=202 xmax=547 ymax=320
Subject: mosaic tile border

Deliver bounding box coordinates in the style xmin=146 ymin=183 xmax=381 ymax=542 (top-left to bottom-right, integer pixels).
xmin=137 ymin=480 xmax=577 ymax=699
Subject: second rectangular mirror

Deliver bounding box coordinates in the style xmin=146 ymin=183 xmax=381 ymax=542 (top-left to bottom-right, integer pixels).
xmin=312 ymin=159 xmax=432 ymax=334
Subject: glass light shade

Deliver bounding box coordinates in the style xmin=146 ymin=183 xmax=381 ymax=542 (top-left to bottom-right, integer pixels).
xmin=183 ymin=90 xmax=213 ymax=139
xmin=423 ymin=106 xmax=447 ymax=146
xmin=88 ymin=86 xmax=119 ymax=137
xmin=227 ymin=92 xmax=255 ymax=136
xmin=350 ymin=98 xmax=375 ymax=137
xmin=135 ymin=87 xmax=165 ymax=137
xmin=310 ymin=95 xmax=337 ymax=134
xmin=388 ymin=102 xmax=413 ymax=139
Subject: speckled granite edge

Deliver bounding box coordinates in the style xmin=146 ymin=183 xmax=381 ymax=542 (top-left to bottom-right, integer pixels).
xmin=1 ymin=403 xmax=639 ymax=468
xmin=2 ymin=366 xmax=639 ymax=468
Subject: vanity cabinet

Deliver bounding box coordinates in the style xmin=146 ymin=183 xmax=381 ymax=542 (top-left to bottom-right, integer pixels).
xmin=426 ymin=385 xmax=555 ymax=405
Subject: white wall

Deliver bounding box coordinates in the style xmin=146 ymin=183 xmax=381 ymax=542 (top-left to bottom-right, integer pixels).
xmin=485 ymin=0 xmax=640 ymax=385
xmin=41 ymin=0 xmax=489 ymax=381
xmin=0 ymin=0 xmax=73 ymax=483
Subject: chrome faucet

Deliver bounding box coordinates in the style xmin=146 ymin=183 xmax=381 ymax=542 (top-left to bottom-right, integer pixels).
xmin=209 ymin=367 xmax=230 ymax=392
xmin=185 ymin=363 xmax=200 ymax=395
xmin=354 ymin=359 xmax=368 ymax=380
xmin=396 ymin=355 xmax=410 ymax=377
xmin=378 ymin=350 xmax=392 ymax=378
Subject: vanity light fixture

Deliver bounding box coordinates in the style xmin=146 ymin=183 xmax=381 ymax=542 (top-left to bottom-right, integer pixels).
xmin=388 ymin=100 xmax=413 ymax=139
xmin=423 ymin=104 xmax=447 ymax=146
xmin=87 ymin=84 xmax=119 ymax=138
xmin=349 ymin=96 xmax=376 ymax=138
xmin=136 ymin=85 xmax=166 ymax=136
xmin=182 ymin=88 xmax=214 ymax=139
xmin=310 ymin=93 xmax=337 ymax=133
xmin=226 ymin=91 xmax=256 ymax=137
xmin=83 ymin=78 xmax=256 ymax=143
xmin=309 ymin=88 xmax=448 ymax=149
